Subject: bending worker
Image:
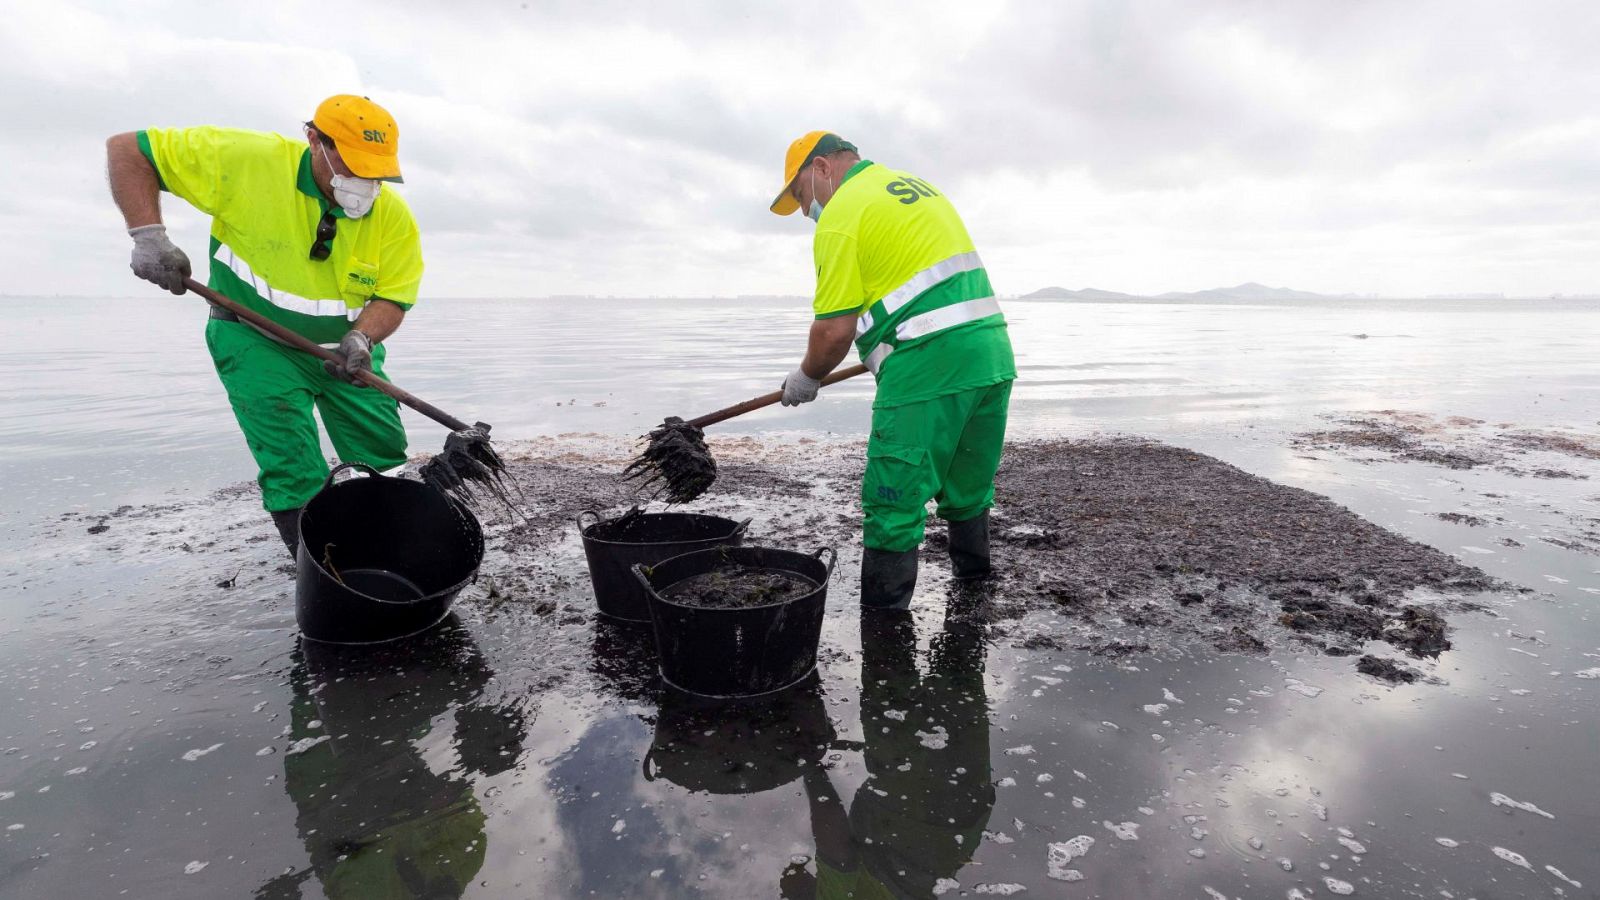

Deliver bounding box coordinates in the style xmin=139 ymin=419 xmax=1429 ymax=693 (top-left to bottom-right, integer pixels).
xmin=106 ymin=95 xmax=424 ymax=557
xmin=772 ymin=132 xmax=1016 ymax=609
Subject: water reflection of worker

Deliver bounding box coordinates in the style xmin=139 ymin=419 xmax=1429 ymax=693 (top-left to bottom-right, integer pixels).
xmin=794 ymin=606 xmax=995 ymax=899
xmin=252 ymin=618 xmax=525 ymax=900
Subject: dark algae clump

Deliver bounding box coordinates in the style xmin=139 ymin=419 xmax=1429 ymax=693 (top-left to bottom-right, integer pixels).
xmin=662 ymin=564 xmax=816 ymax=609
xmin=1357 ymin=654 xmax=1423 ymax=683
xmin=624 ymin=417 xmax=718 ymax=504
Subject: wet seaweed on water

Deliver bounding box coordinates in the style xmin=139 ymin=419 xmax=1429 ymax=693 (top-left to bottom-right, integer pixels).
xmin=622 ymin=416 xmax=718 ymax=504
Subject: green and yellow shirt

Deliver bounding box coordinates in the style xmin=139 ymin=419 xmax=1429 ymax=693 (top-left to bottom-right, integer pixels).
xmin=812 ymin=161 xmax=1015 ymax=408
xmin=137 ymin=125 xmax=423 ymax=344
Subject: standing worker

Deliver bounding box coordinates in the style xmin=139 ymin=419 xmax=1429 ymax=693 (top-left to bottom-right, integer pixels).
xmin=105 ymin=96 xmax=425 ymax=557
xmin=771 ymin=132 xmax=1016 ymax=609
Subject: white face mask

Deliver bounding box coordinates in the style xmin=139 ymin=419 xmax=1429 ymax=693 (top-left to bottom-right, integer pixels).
xmin=318 ymin=141 xmax=381 ymax=219
xmin=805 ymin=166 xmax=831 ymax=222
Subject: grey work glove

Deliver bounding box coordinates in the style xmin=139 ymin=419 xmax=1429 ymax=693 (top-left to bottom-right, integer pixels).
xmin=324 ymin=329 xmax=374 ymax=385
xmin=128 ymin=224 xmax=191 ymax=294
xmin=780 ymin=367 xmax=822 ymax=407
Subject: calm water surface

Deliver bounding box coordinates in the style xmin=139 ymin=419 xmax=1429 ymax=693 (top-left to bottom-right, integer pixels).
xmin=1 ymin=296 xmax=1597 ymax=898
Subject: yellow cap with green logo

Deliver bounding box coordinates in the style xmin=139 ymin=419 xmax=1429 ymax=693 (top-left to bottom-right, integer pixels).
xmin=770 ymin=131 xmax=856 ymax=215
xmin=312 ymin=94 xmax=403 ymax=183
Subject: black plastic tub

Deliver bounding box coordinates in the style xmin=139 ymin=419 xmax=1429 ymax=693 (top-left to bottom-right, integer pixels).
xmin=578 ymin=510 xmax=750 ymax=622
xmin=632 ymin=545 xmax=835 ymax=699
xmin=296 ymin=464 xmax=484 ymax=645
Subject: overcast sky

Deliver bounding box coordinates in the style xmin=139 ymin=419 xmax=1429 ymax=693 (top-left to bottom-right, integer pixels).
xmin=4 ymin=1 xmax=1596 ymax=298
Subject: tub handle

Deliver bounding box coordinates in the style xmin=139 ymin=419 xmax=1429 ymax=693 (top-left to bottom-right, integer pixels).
xmin=324 ymin=462 xmax=382 ymax=488
xmin=731 ymin=517 xmax=753 ymax=539
xmin=630 ymin=562 xmax=656 ymax=597
xmin=813 ymin=546 xmax=837 ymax=577
xmin=576 ymin=509 xmax=603 ymax=534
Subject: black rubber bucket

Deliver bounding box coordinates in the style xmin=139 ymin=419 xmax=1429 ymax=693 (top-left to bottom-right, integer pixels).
xmin=296 ymin=464 xmax=484 ymax=645
xmin=578 ymin=510 xmax=750 ymax=622
xmin=632 ymin=545 xmax=835 ymax=699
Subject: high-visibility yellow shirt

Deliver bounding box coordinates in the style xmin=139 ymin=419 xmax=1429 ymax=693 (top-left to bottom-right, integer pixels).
xmin=812 ymin=160 xmax=1015 ymax=408
xmin=137 ymin=125 xmax=424 ymax=344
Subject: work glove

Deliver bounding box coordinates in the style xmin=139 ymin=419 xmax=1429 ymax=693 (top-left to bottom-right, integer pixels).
xmin=324 ymin=330 xmax=374 ymax=385
xmin=128 ymin=224 xmax=190 ymax=294
xmin=780 ymin=367 xmax=821 ymax=407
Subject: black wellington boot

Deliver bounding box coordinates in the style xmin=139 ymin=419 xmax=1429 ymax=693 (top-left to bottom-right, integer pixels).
xmin=270 ymin=508 xmax=302 ymax=559
xmin=947 ymin=511 xmax=993 ymax=581
xmin=860 ymin=547 xmax=919 ymax=610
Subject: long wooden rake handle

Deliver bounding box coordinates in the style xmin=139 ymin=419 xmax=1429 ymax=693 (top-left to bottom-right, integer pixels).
xmin=687 ymin=364 xmax=869 ymax=429
xmin=183 ymin=277 xmax=475 ymax=433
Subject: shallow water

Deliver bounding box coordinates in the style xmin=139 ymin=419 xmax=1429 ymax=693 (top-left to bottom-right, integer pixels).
xmin=1 ymin=295 xmax=1598 ymax=898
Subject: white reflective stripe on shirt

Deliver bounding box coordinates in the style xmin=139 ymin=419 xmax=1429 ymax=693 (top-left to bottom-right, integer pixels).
xmin=879 ymin=250 xmax=984 ymax=316
xmin=895 ymin=295 xmax=1002 ymax=343
xmin=856 ymin=309 xmax=874 ymax=338
xmin=215 ymin=242 xmax=351 ymax=318
xmin=863 ymin=343 xmax=894 ymax=374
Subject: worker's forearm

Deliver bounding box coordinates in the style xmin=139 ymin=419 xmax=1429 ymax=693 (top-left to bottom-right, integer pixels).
xmin=354 ymin=298 xmax=407 ymax=343
xmin=106 ymin=133 xmax=163 ymax=229
xmin=800 ymin=321 xmax=854 ymax=380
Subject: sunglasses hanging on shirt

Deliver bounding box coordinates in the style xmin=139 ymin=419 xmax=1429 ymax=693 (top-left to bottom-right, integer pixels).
xmin=309 ymin=210 xmax=337 ymax=261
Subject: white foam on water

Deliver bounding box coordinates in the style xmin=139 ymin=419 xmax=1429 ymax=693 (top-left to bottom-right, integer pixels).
xmin=1072 ymin=796 xmax=1086 ymax=808
xmin=611 ymin=819 xmax=625 ymax=833
xmin=1492 ymin=846 xmax=1533 ymax=870
xmin=1435 ymin=837 xmax=1459 ymax=848
xmin=974 ymin=883 xmax=1027 ymax=895
xmin=1278 ymin=857 xmax=1294 ymax=871
xmin=1337 ymin=836 xmax=1367 ymax=854
xmin=1037 ymin=773 xmax=1054 ymax=783
xmin=1460 ymin=545 xmax=1494 ymax=555
xmin=255 ymin=747 xmax=274 ymax=757
xmin=181 ymin=743 xmax=223 ymax=762
xmin=1284 ymin=678 xmax=1324 ymax=698
xmin=1508 ymin=647 xmax=1540 ymax=658
xmin=1489 ymin=791 xmax=1555 ymax=819
xmin=1048 ymin=835 xmax=1095 ymax=881
xmin=884 ymin=709 xmax=906 ymax=721
xmin=1142 ymin=703 xmax=1169 ymax=715
xmin=284 ymin=735 xmax=330 ymax=756
xmin=932 ymin=878 xmax=960 ymax=896
xmin=1033 ymin=675 xmax=1062 ymax=686
xmin=1003 ymin=744 xmax=1035 ymax=756
xmin=64 ymin=767 xmax=86 ymax=776
xmin=1573 ymin=667 xmax=1600 ymax=679
xmin=1188 ymin=848 xmax=1207 ymax=858
xmin=997 ymin=777 xmax=1016 ymax=787
xmin=1203 ymin=887 xmax=1226 ymax=900
xmin=1546 ymin=865 xmax=1582 ymax=888
xmin=916 ymin=727 xmax=949 ymax=750
xmin=1308 ymin=800 xmax=1329 ymax=821
xmin=1248 ymin=836 xmax=1264 ymax=851
xmin=1324 ymin=877 xmax=1354 ymax=895
xmin=183 ymin=861 xmax=208 ymax=875
xmin=1163 ymin=688 xmax=1183 ymax=704
xmin=1509 ymin=689 xmax=1532 ymax=696
xmin=1102 ymin=820 xmax=1140 ymax=840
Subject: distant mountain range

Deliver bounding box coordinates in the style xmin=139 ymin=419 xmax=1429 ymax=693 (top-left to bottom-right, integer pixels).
xmin=1018 ymin=282 xmax=1348 ymax=302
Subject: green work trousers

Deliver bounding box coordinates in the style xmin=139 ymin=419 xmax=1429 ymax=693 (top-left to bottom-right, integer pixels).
xmin=861 ymin=379 xmax=1012 ymax=553
xmin=205 ymin=319 xmax=407 ymax=512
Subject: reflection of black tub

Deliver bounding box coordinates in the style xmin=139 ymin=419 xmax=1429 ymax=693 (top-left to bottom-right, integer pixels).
xmin=643 ymin=677 xmax=837 ymax=794
xmin=578 ymin=510 xmax=749 ymax=622
xmin=633 ymin=545 xmax=834 ymax=699
xmin=296 ymin=464 xmax=484 ymax=645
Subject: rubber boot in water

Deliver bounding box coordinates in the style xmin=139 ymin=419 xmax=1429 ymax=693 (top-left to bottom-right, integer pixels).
xmin=270 ymin=508 xmax=301 ymax=559
xmin=861 ymin=547 xmax=918 ymax=610
xmin=948 ymin=511 xmax=992 ymax=581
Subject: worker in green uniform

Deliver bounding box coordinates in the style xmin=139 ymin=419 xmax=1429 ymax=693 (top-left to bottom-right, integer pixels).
xmin=106 ymin=95 xmax=424 ymax=556
xmin=771 ymin=132 xmax=1016 ymax=609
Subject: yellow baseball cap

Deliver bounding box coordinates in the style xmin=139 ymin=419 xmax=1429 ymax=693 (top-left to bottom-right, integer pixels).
xmin=770 ymin=131 xmax=857 ymax=215
xmin=312 ymin=94 xmax=403 ymax=183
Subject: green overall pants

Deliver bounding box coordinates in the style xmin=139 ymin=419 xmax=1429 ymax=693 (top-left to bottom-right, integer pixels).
xmin=860 ymin=379 xmax=1012 ymax=553
xmin=205 ymin=318 xmax=408 ymax=512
